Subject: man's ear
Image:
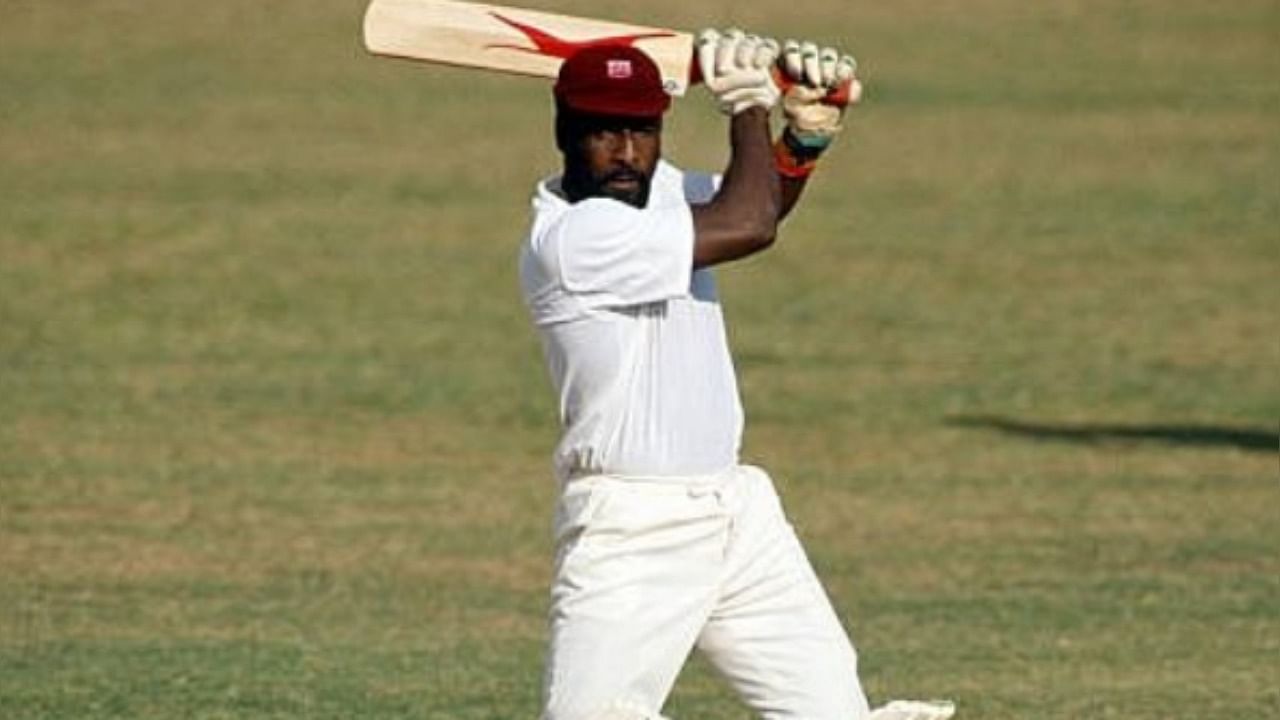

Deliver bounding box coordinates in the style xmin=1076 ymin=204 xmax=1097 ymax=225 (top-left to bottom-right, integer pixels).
xmin=555 ymin=113 xmax=571 ymax=154
xmin=554 ymin=101 xmax=575 ymax=154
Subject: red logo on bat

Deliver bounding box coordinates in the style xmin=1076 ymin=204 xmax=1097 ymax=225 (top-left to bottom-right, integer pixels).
xmin=487 ymin=12 xmax=675 ymax=59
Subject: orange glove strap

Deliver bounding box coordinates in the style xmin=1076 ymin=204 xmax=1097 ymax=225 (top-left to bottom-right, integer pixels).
xmin=774 ymin=131 xmax=822 ymax=179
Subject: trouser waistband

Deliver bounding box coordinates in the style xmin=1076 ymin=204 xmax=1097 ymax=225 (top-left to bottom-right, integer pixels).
xmin=563 ymin=464 xmax=748 ymax=489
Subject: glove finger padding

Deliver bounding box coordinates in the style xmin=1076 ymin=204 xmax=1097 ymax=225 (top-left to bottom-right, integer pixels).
xmin=820 ymin=47 xmax=840 ymax=87
xmin=753 ymin=38 xmax=780 ymax=69
xmin=801 ymin=42 xmax=823 ymax=88
xmin=735 ymin=35 xmax=761 ymax=69
xmin=697 ymin=27 xmax=782 ymax=115
xmin=836 ymin=54 xmax=858 ymax=84
xmin=781 ymin=40 xmax=802 ymax=81
xmin=782 ymin=39 xmax=858 ymax=90
xmin=716 ymin=28 xmax=744 ymax=75
xmin=696 ymin=29 xmax=721 ymax=80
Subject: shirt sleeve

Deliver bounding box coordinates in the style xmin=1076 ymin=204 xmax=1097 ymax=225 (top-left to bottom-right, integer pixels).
xmin=682 ymin=171 xmax=722 ymax=205
xmin=542 ymin=197 xmax=694 ymax=309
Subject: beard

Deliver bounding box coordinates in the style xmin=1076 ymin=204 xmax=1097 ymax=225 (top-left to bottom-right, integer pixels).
xmin=563 ymin=162 xmax=653 ymax=209
xmin=593 ymin=167 xmax=652 ymax=208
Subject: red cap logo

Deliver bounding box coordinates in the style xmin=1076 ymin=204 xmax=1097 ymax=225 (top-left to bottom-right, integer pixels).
xmin=606 ymin=60 xmax=634 ymax=79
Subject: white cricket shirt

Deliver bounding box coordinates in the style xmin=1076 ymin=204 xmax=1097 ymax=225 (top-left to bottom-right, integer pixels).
xmin=519 ymin=161 xmax=743 ymax=481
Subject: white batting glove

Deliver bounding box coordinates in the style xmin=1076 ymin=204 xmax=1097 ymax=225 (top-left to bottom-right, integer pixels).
xmin=781 ymin=39 xmax=858 ymax=91
xmin=779 ymin=39 xmax=861 ymax=152
xmin=697 ymin=28 xmax=781 ymax=116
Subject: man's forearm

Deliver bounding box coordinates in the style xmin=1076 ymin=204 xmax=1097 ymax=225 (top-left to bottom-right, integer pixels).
xmin=779 ymin=174 xmax=809 ymax=221
xmin=723 ymin=108 xmax=782 ymax=228
xmin=691 ymin=108 xmax=782 ymax=268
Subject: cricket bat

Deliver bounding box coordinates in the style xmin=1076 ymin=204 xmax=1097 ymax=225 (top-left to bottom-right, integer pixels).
xmin=363 ymin=0 xmax=698 ymax=95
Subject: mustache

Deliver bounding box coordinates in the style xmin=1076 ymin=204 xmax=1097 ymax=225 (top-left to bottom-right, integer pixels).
xmin=602 ymin=168 xmax=645 ymax=184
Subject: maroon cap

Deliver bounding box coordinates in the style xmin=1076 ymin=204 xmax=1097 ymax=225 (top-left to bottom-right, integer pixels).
xmin=554 ymin=45 xmax=672 ymax=117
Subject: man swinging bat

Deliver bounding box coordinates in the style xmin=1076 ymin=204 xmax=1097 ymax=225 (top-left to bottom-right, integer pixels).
xmin=517 ymin=27 xmax=955 ymax=720
xmin=362 ymin=2 xmax=958 ymax=715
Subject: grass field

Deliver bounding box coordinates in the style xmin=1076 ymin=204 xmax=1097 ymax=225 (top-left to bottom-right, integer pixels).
xmin=2 ymin=0 xmax=1277 ymax=717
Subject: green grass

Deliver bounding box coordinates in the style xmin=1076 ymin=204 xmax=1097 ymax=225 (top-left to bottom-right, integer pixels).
xmin=2 ymin=0 xmax=1277 ymax=717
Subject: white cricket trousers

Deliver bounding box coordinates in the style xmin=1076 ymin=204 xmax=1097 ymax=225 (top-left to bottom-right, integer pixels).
xmin=541 ymin=465 xmax=871 ymax=720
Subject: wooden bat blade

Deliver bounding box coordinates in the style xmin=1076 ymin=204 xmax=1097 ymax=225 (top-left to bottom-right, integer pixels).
xmin=363 ymin=0 xmax=696 ymax=95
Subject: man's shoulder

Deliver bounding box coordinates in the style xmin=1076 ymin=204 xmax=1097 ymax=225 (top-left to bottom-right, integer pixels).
xmin=533 ymin=174 xmax=569 ymax=213
xmin=653 ymin=161 xmax=719 ymax=206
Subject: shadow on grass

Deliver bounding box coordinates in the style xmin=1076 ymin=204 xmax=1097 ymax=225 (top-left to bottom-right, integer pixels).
xmin=947 ymin=415 xmax=1279 ymax=454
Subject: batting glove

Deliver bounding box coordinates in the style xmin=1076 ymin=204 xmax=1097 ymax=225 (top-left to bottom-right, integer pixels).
xmin=697 ymin=28 xmax=782 ymax=116
xmin=781 ymin=39 xmax=858 ymax=92
xmin=774 ymin=39 xmax=861 ymax=177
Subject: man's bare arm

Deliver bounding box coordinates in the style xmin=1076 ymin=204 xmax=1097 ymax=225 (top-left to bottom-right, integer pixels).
xmin=691 ymin=108 xmax=781 ymax=269
xmin=688 ymin=31 xmax=857 ymax=267
xmin=779 ymin=175 xmax=809 ymax=222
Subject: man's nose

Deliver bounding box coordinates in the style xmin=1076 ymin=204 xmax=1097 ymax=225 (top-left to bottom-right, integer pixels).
xmin=613 ymin=130 xmax=636 ymax=162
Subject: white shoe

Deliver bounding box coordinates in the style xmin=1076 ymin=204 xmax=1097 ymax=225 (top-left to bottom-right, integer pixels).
xmin=584 ymin=702 xmax=671 ymax=720
xmin=868 ymin=699 xmax=957 ymax=720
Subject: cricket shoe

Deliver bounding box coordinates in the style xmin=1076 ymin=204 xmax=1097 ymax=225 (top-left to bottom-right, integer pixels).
xmin=868 ymin=699 xmax=957 ymax=720
xmin=584 ymin=701 xmax=671 ymax=720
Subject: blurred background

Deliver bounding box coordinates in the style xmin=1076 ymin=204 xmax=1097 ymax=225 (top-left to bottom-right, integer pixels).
xmin=1 ymin=0 xmax=1276 ymax=717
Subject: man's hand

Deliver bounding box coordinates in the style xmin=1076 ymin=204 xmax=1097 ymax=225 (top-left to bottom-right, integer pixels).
xmin=697 ymin=28 xmax=781 ymax=116
xmin=773 ymin=39 xmax=861 ymax=178
xmin=779 ymin=40 xmax=860 ymax=152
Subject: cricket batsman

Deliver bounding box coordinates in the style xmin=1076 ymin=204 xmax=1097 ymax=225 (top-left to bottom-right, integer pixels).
xmin=519 ymin=28 xmax=954 ymax=720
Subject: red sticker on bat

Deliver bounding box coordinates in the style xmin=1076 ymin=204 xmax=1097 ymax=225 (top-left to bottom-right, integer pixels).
xmin=487 ymin=11 xmax=675 ymax=59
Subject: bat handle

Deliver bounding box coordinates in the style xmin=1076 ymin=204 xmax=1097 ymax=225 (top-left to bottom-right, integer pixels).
xmin=686 ymin=56 xmax=704 ymax=85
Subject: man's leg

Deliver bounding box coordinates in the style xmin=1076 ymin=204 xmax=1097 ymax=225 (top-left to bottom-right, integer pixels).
xmin=696 ymin=466 xmax=871 ymax=720
xmin=542 ymin=476 xmax=732 ymax=720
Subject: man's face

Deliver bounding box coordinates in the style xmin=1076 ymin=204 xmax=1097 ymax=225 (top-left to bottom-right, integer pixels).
xmin=562 ymin=113 xmax=662 ymax=209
